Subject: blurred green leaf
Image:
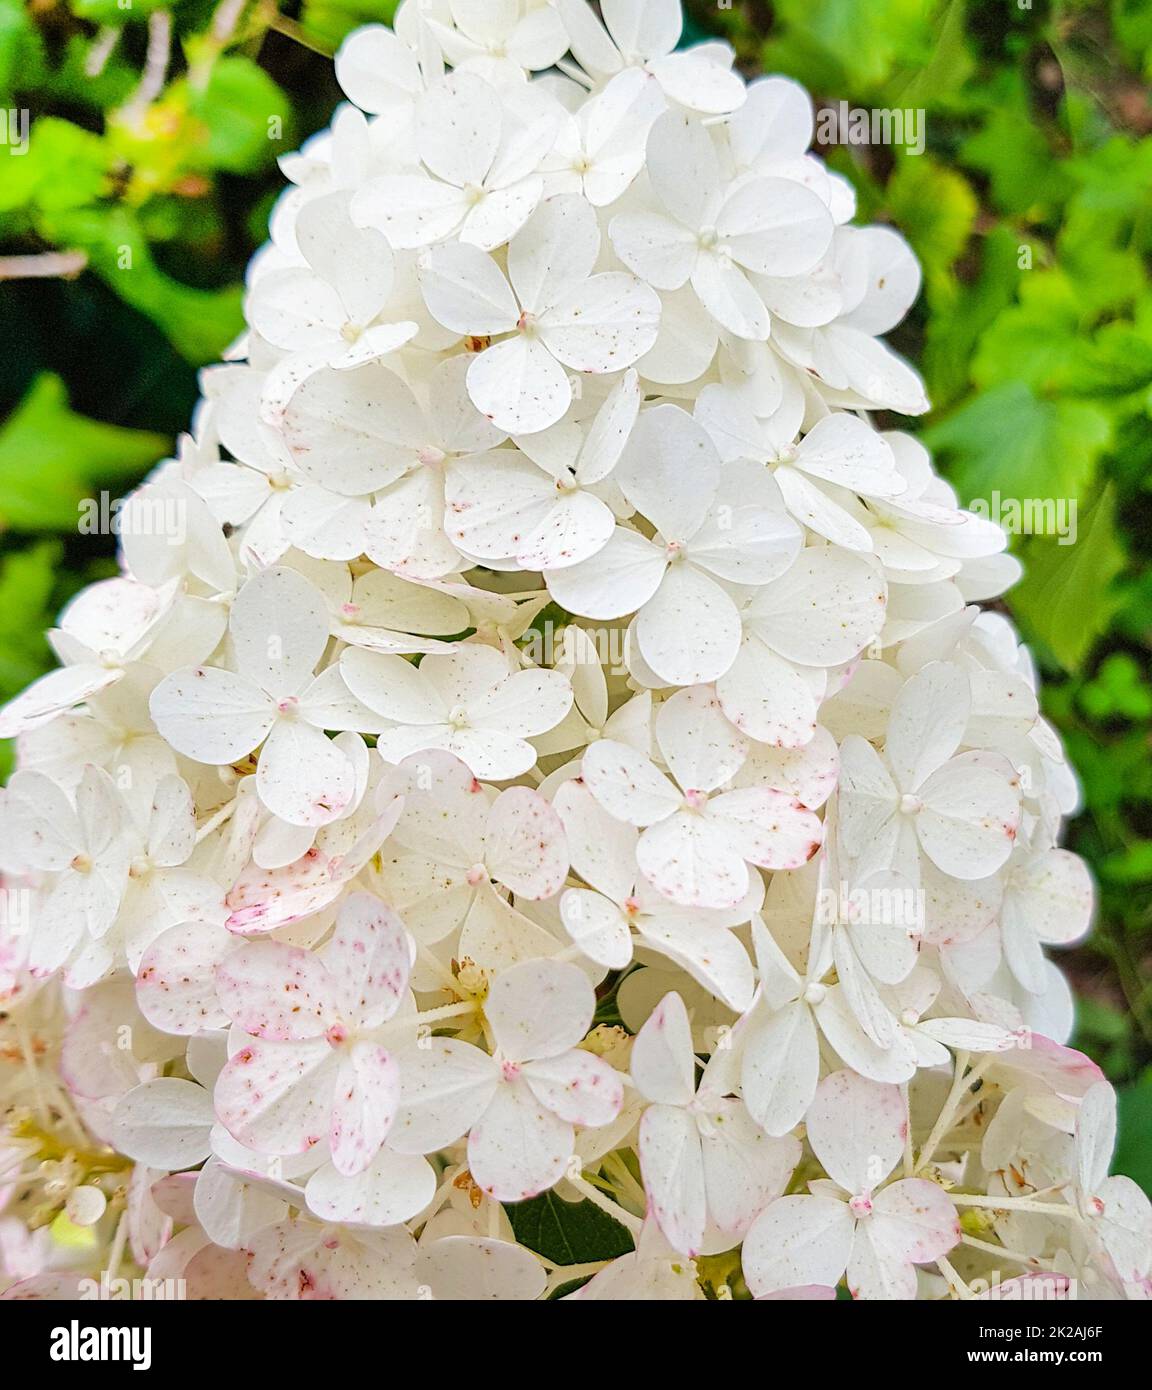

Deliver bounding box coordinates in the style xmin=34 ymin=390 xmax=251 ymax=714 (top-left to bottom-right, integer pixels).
xmin=925 ymin=380 xmax=1112 ymax=505
xmin=1115 ymin=1077 xmax=1152 ymax=1195
xmin=1009 ymin=485 xmax=1127 ymax=672
xmin=886 ymin=154 xmax=977 ymax=297
xmin=39 ymin=205 xmax=244 ymax=363
xmin=186 ymin=57 xmax=294 ymax=174
xmin=0 ymin=374 xmax=166 ymax=531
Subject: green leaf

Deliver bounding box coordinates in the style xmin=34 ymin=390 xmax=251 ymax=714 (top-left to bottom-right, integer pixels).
xmin=922 ymin=226 xmax=1020 ymax=407
xmin=959 ymin=89 xmax=1067 ymax=217
xmin=300 ymin=0 xmax=399 ymax=50
xmin=506 ymin=1191 xmax=634 ymax=1267
xmin=763 ymin=0 xmax=940 ymax=93
xmin=1008 ymin=485 xmax=1127 ymax=672
xmin=186 ymin=57 xmax=294 ymax=175
xmin=0 ymin=374 xmax=167 ymax=531
xmin=970 ymin=273 xmax=1086 ymax=396
xmin=1078 ymin=653 xmax=1152 ymax=721
xmin=38 ymin=205 xmax=244 ymax=364
xmin=0 ymin=117 xmax=111 ymax=214
xmin=1115 ymin=1077 xmax=1152 ymax=1196
xmin=886 ymin=154 xmax=977 ymax=298
xmin=925 ymin=380 xmax=1112 ymax=506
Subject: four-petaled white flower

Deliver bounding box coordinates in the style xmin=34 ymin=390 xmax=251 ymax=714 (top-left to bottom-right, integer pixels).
xmin=419 ymin=194 xmax=660 ymax=433
xmin=391 ymin=960 xmax=623 ymax=1200
xmin=742 ymin=1071 xmax=960 ymax=1299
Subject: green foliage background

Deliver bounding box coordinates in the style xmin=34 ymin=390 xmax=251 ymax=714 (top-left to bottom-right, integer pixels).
xmin=1 ymin=0 xmax=1150 ymax=1204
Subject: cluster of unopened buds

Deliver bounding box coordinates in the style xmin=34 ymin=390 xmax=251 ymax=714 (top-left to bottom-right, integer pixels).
xmin=1 ymin=0 xmax=1149 ymax=1302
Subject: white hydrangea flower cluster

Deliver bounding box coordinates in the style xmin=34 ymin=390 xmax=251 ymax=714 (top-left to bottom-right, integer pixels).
xmin=2 ymin=0 xmax=1150 ymax=1303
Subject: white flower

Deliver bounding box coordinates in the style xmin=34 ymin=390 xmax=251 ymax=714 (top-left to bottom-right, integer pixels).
xmin=352 ymin=72 xmax=561 ymax=252
xmin=418 ymin=194 xmax=660 ymax=433
xmin=443 ymin=369 xmax=640 ymax=569
xmin=373 ymin=750 xmax=567 ymax=969
xmin=838 ymin=662 xmax=1023 ymax=882
xmin=610 ymin=110 xmax=832 ymax=340
xmin=213 ymin=893 xmax=413 ymax=1176
xmin=554 ymin=0 xmax=747 ymax=113
xmin=742 ymin=1071 xmax=960 ymax=1299
xmin=555 ymin=775 xmax=759 ymax=1009
xmin=548 ymin=404 xmax=801 ymax=685
xmin=247 ymin=191 xmax=418 ymax=369
xmin=545 ymin=69 xmax=664 ymax=207
xmin=582 ymin=686 xmax=823 ymax=908
xmin=0 ymin=0 xmax=1134 ymax=1304
xmin=1074 ymin=1083 xmax=1152 ymax=1286
xmin=150 ymin=567 xmax=374 ymax=827
xmin=392 ymin=960 xmax=623 ymax=1200
xmin=341 ymin=642 xmax=573 ymax=779
xmin=633 ymin=991 xmax=798 ymax=1255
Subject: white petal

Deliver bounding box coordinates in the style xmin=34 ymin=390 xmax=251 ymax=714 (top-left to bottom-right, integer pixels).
xmin=582 ymin=738 xmax=681 ymax=827
xmin=468 ymin=1078 xmax=573 ymax=1201
xmin=742 ymin=1195 xmax=854 ymax=1298
xmin=467 ymin=335 xmax=572 ymax=435
xmin=418 ymin=241 xmax=520 ymax=335
xmin=637 ymin=566 xmax=742 ymax=686
xmin=806 ymin=1070 xmax=905 ymax=1194
xmin=486 ymin=958 xmax=595 ymax=1062
xmin=630 ymin=991 xmax=697 ymax=1106
xmin=305 ymin=1148 xmax=436 ymax=1227
xmin=639 ymin=1104 xmax=706 ymax=1256
xmin=741 ymin=1001 xmax=819 ymax=1137
xmin=149 ymin=667 xmax=274 ymax=765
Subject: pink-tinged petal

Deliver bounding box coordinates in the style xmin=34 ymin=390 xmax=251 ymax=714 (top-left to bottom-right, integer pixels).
xmin=224 ymin=847 xmax=343 ymax=934
xmin=468 ymin=1077 xmax=573 ymax=1202
xmin=247 ymin=1220 xmax=417 ymax=1300
xmin=305 ymin=1147 xmax=436 ymax=1227
xmin=806 ymin=1070 xmax=906 ymax=1195
xmin=869 ymin=1177 xmax=961 ymax=1267
xmin=630 ymin=991 xmax=697 ymax=1107
xmin=639 ymin=1104 xmax=707 ymax=1257
xmin=215 ymin=941 xmax=335 ymax=1041
xmin=637 ymin=811 xmax=748 ymax=909
xmin=522 ymin=1049 xmax=624 ymax=1127
xmin=137 ymin=923 xmax=234 ymax=1035
xmin=323 ymin=892 xmax=411 ymax=1032
xmin=483 ymin=786 xmax=569 ymax=900
xmin=330 ymin=1042 xmax=401 ymax=1177
xmin=742 ymin=1195 xmax=855 ymax=1298
xmin=214 ymin=1036 xmax=337 ymax=1157
xmin=706 ymin=787 xmax=824 ymax=872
